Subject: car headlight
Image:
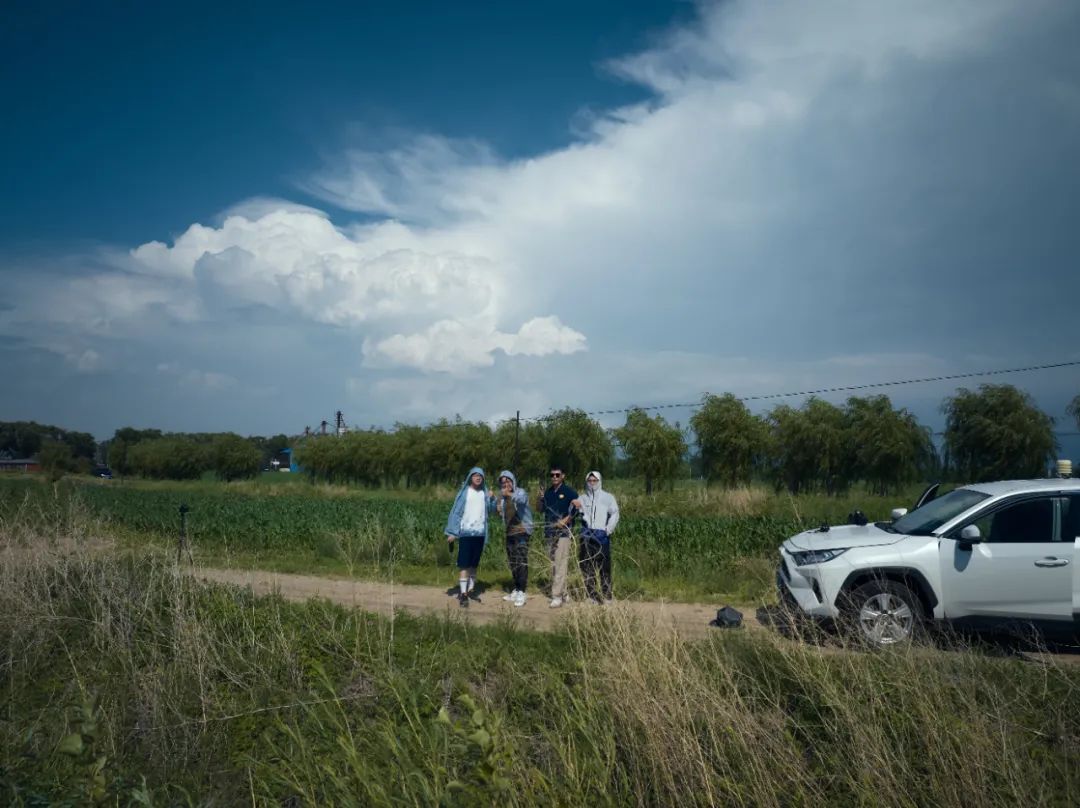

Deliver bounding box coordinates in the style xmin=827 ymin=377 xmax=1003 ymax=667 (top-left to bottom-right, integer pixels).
xmin=790 ymin=548 xmax=848 ymax=566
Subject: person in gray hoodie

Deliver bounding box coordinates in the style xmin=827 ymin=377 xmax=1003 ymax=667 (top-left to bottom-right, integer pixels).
xmin=573 ymin=470 xmax=620 ymax=603
xmin=492 ymin=470 xmax=533 ymax=607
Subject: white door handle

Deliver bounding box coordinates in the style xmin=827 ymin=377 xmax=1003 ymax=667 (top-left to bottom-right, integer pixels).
xmin=1033 ymin=558 xmax=1070 ymax=568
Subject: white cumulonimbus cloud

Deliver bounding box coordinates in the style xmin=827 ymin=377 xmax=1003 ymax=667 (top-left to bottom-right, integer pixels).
xmin=362 ymin=315 xmax=586 ymax=373
xmin=48 ymin=205 xmax=588 ymax=372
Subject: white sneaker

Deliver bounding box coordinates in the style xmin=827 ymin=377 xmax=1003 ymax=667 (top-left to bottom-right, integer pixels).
xmin=549 ymin=598 xmax=563 ymax=609
xmin=502 ymin=590 xmax=520 ymax=602
xmin=513 ymin=591 xmax=527 ymax=607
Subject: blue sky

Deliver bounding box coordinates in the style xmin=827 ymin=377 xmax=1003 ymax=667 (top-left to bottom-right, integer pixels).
xmin=1 ymin=0 xmax=679 ymax=246
xmin=2 ymin=0 xmax=1079 ymax=457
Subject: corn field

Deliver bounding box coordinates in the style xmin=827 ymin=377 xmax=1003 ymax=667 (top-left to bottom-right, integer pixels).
xmin=0 ymin=478 xmax=802 ymax=598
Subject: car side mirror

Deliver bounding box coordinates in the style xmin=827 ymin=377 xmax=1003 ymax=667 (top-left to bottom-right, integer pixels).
xmin=890 ymin=508 xmax=908 ymax=521
xmin=957 ymin=524 xmax=982 ymax=550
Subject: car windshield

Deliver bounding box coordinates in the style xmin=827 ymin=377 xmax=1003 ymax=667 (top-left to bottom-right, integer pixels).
xmin=891 ymin=489 xmax=990 ymax=535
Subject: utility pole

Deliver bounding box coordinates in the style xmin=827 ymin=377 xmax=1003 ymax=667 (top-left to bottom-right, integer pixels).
xmin=514 ymin=410 xmax=520 ymax=480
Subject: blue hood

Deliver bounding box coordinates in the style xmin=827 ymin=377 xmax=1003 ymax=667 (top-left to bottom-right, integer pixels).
xmin=462 ymin=466 xmax=486 ymax=487
xmin=494 ymin=468 xmax=533 ymax=536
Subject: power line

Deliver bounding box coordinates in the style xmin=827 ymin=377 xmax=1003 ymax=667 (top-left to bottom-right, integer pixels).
xmin=302 ymin=359 xmax=1079 ymax=436
xmin=523 ymin=359 xmax=1080 ymax=423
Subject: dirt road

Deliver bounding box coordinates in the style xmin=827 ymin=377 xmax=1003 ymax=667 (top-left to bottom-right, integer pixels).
xmin=195 ymin=567 xmax=752 ymax=640
xmin=195 ymin=566 xmax=1080 ymax=664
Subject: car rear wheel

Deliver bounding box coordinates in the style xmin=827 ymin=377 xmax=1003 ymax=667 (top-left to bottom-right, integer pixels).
xmin=844 ymin=580 xmax=924 ymax=647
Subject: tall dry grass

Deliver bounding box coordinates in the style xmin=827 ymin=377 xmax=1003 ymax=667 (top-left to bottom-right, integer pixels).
xmin=556 ymin=604 xmax=1080 ymax=806
xmin=2 ymin=503 xmax=1078 ymax=806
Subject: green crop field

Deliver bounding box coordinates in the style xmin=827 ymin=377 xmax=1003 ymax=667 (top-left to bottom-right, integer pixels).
xmin=0 ymin=475 xmax=934 ymax=601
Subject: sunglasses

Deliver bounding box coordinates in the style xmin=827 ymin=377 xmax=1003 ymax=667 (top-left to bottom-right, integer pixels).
xmin=550 ymin=472 xmax=563 ymax=478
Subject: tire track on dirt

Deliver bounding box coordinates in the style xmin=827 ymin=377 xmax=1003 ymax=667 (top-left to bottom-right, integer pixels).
xmin=194 ymin=566 xmax=758 ymax=640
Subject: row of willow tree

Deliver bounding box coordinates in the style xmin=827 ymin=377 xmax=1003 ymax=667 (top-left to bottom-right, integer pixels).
xmin=295 ymin=384 xmax=1077 ymax=495
xmin=26 ymin=383 xmax=1073 ymax=494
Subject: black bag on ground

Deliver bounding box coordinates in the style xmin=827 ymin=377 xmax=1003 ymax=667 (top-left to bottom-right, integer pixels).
xmin=709 ymin=605 xmax=743 ymax=628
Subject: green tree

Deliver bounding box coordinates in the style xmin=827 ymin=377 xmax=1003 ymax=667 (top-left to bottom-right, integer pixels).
xmin=1068 ymin=395 xmax=1080 ymax=430
xmin=38 ymin=440 xmax=74 ymax=482
xmin=128 ymin=438 xmax=209 ymax=480
xmin=614 ymin=409 xmax=687 ymax=494
xmin=766 ymin=399 xmax=852 ymax=494
xmin=539 ymin=409 xmax=613 ymax=483
xmin=211 ymin=434 xmax=262 ymax=482
xmin=106 ymin=427 xmax=163 ymax=476
xmin=492 ymin=418 xmax=548 ymax=485
xmin=0 ymin=421 xmax=96 ymax=462
xmin=295 ymin=419 xmax=498 ymax=488
xmin=61 ymin=430 xmax=97 ymax=462
xmin=421 ymin=419 xmax=495 ymax=485
xmin=846 ymin=395 xmax=936 ymax=495
xmin=267 ymin=433 xmax=290 ymax=459
xmin=386 ymin=424 xmax=426 ymax=488
xmin=106 ymin=438 xmax=130 ymax=475
xmin=0 ymin=422 xmax=45 ymax=458
xmin=248 ymin=433 xmax=292 ymax=466
xmin=942 ymin=384 xmax=1057 ymax=482
xmin=689 ymin=394 xmax=768 ymax=486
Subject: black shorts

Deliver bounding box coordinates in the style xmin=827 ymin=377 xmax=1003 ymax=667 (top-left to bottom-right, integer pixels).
xmin=456 ymin=535 xmax=484 ymax=569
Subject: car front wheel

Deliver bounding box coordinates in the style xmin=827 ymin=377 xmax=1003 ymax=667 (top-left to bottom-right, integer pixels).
xmin=843 ymin=580 xmax=924 ymax=647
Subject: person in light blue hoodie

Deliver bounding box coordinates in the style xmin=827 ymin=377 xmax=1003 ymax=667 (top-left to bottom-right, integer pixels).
xmin=444 ymin=466 xmax=492 ymax=608
xmin=492 ymin=470 xmax=533 ymax=607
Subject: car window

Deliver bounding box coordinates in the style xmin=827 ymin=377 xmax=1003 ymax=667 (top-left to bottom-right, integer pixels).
xmin=971 ymin=497 xmax=1055 ymax=543
xmin=1061 ymin=496 xmax=1080 ymax=543
xmin=892 ymin=488 xmax=989 ymax=535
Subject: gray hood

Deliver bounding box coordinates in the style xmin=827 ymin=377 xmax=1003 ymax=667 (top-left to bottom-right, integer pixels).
xmin=581 ymin=471 xmax=619 ymax=534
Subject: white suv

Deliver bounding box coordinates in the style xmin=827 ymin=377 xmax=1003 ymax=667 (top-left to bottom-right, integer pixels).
xmin=777 ymin=479 xmax=1080 ymax=646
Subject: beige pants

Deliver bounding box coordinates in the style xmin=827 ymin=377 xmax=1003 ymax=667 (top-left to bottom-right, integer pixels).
xmin=547 ymin=532 xmax=571 ymax=599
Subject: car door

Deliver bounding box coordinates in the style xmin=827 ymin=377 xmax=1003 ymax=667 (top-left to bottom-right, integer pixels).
xmin=1064 ymin=495 xmax=1080 ymax=624
xmin=940 ymin=495 xmax=1073 ymax=628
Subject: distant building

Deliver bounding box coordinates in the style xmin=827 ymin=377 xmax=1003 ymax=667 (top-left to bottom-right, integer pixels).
xmin=0 ymin=458 xmax=40 ymax=473
xmin=272 ymin=448 xmax=299 ymax=473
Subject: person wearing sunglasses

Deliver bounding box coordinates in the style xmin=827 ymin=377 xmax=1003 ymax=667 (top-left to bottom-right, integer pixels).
xmin=536 ymin=465 xmax=579 ymax=608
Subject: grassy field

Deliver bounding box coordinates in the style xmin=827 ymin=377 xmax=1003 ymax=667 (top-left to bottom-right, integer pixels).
xmin=2 ymin=519 xmax=1078 ymax=806
xmin=0 ymin=474 xmax=932 ymax=603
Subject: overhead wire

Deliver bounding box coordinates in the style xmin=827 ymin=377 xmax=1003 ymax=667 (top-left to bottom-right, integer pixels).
xmin=521 ymin=359 xmax=1080 ymax=422
xmin=305 ymin=358 xmax=1080 ymax=434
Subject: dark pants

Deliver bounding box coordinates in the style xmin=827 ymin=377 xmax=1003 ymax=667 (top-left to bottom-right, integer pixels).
xmin=506 ymin=533 xmax=529 ymax=591
xmin=456 ymin=535 xmax=484 ymax=570
xmin=579 ymin=535 xmax=612 ymax=601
